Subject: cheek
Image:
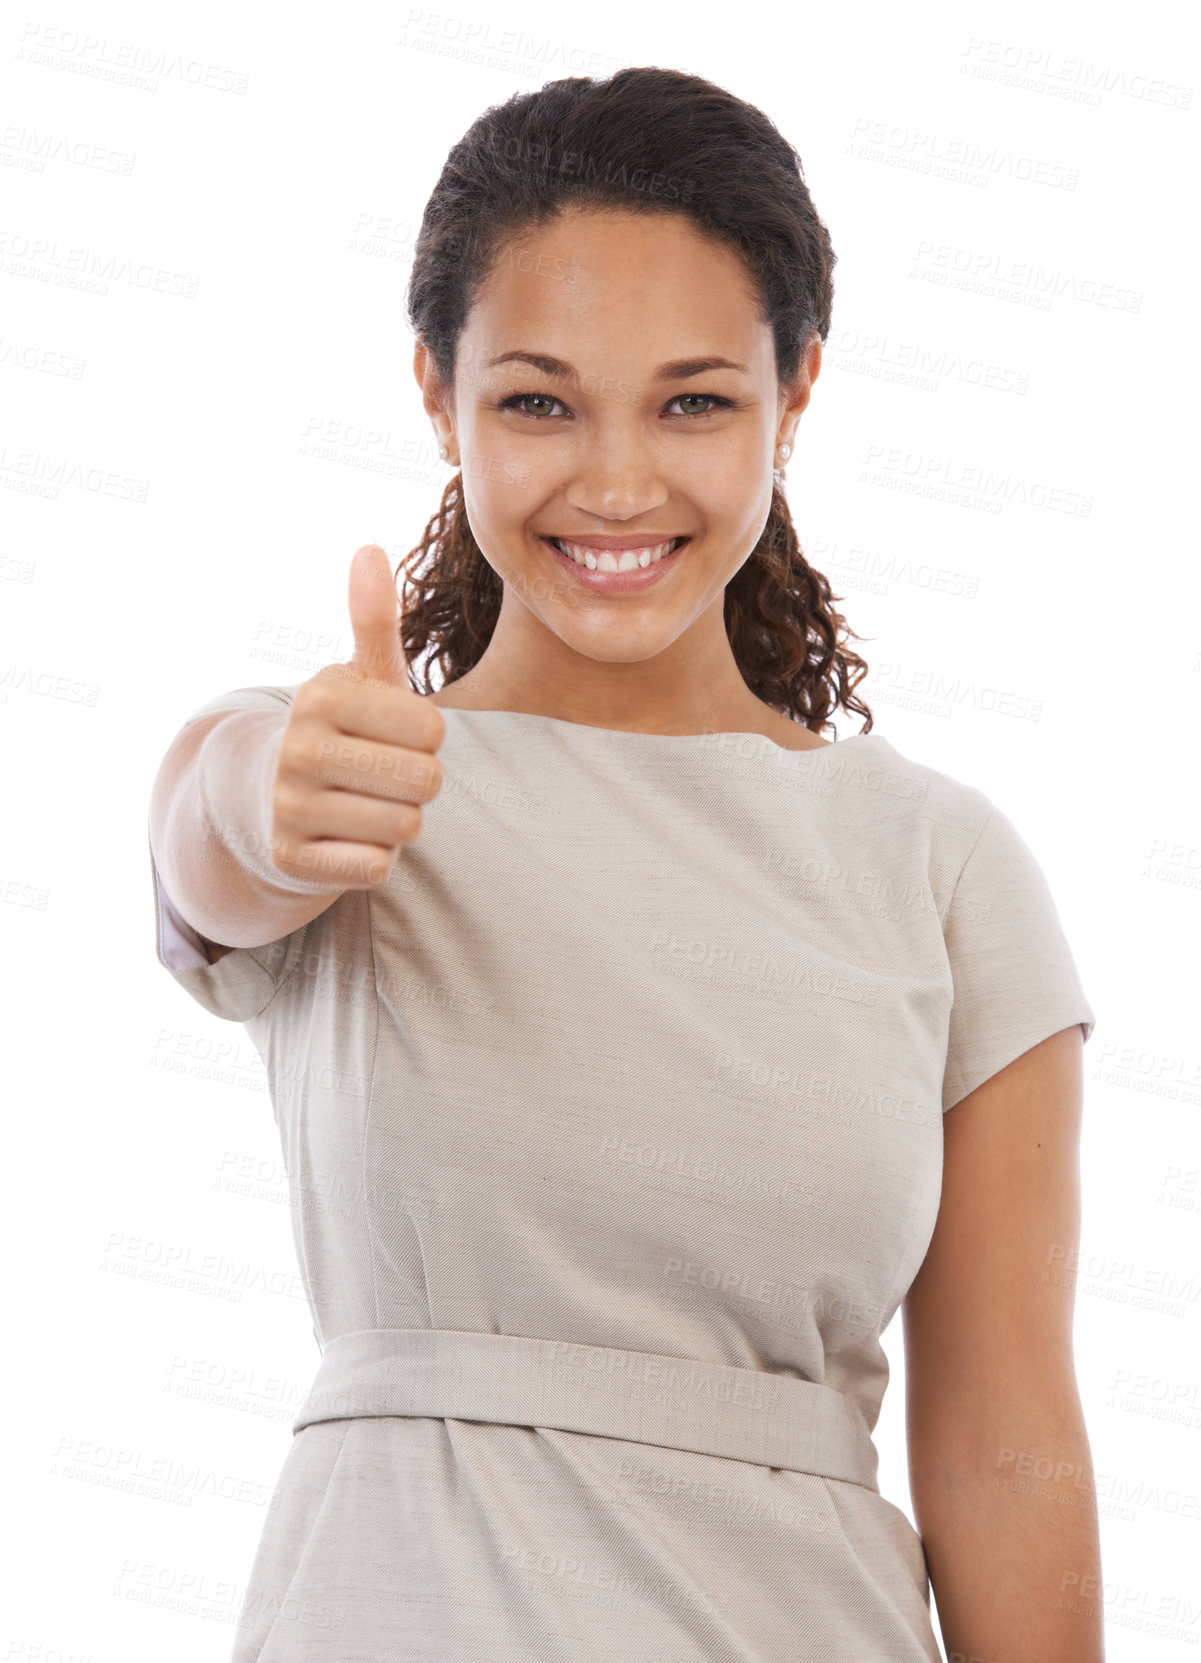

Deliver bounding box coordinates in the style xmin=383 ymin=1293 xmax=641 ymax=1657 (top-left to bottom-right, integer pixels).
xmin=681 ymin=457 xmax=771 ymax=534
xmin=459 ymin=467 xmax=539 ymax=547
xmin=685 ymin=432 xmax=765 ymax=492
xmin=461 ymin=453 xmax=536 ymax=499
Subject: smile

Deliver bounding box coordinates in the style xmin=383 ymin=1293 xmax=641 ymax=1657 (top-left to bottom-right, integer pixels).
xmin=551 ymin=536 xmax=685 ymax=572
xmin=542 ymin=535 xmax=690 ymax=593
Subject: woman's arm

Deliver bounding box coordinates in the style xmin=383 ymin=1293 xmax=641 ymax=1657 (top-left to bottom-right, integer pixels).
xmin=149 ymin=707 xmax=346 ymax=951
xmin=902 ymin=1024 xmax=1106 ymax=1663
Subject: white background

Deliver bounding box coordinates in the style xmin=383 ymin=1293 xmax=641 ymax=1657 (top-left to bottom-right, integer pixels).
xmin=2 ymin=1 xmax=1198 ymax=1658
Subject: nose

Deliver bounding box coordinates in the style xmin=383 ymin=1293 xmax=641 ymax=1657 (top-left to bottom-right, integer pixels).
xmin=561 ymin=422 xmax=671 ymax=523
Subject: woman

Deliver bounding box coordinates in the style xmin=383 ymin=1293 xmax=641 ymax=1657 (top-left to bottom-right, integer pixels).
xmin=148 ymin=67 xmax=1104 ymax=1663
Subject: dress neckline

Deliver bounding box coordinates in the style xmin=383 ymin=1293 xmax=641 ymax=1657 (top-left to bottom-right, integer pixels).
xmin=437 ymin=705 xmax=883 ymax=758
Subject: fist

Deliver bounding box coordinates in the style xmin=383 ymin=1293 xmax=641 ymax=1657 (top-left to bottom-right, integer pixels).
xmin=267 ymin=545 xmax=447 ymax=889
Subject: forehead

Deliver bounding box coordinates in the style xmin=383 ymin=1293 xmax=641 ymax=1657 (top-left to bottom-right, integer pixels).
xmin=460 ymin=208 xmax=771 ymax=374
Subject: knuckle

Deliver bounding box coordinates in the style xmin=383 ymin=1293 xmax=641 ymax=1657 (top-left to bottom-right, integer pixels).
xmin=271 ymin=779 xmax=303 ymax=825
xmin=304 ymin=674 xmax=340 ymax=717
xmin=277 ymin=728 xmax=310 ymax=776
xmin=369 ymin=850 xmax=398 ymax=885
xmin=266 ymin=839 xmax=295 ymax=875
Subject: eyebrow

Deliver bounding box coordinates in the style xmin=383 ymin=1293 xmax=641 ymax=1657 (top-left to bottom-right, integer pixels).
xmin=483 ymin=350 xmax=749 ymax=382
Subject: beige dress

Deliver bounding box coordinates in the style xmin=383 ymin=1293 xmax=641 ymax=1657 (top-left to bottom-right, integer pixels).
xmin=149 ymin=683 xmax=1096 ymax=1662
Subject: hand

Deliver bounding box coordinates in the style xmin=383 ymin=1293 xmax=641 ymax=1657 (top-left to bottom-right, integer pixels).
xmin=267 ymin=545 xmax=446 ymax=889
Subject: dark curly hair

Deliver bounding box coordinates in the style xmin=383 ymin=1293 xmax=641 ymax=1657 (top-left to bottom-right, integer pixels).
xmin=397 ymin=65 xmax=873 ymax=736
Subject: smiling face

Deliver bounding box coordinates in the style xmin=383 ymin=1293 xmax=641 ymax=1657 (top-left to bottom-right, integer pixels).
xmin=414 ymin=206 xmax=820 ymax=731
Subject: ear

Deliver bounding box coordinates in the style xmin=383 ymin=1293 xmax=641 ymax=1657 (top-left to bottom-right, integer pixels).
xmin=413 ymin=340 xmax=456 ymax=460
xmin=776 ymin=331 xmax=822 ymax=453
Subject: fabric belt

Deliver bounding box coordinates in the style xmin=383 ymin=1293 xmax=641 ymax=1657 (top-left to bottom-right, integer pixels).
xmin=293 ymin=1328 xmax=879 ymax=1492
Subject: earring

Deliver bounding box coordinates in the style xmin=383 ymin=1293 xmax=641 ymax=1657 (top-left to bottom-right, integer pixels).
xmin=438 ymin=444 xmax=448 ymax=460
xmin=778 ymin=443 xmax=791 ymax=462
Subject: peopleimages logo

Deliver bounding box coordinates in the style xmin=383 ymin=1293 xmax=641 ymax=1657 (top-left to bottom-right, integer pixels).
xmin=483 ymin=129 xmax=697 ymax=203
xmin=845 ymin=117 xmax=1079 ymax=190
xmin=960 ymin=36 xmax=1192 ymax=110
xmin=910 ymin=240 xmax=1143 ymax=314
xmin=861 ymin=445 xmax=1093 ymax=517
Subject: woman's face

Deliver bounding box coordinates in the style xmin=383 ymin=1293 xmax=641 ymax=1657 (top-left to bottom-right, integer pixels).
xmin=414 ymin=206 xmax=819 ymax=715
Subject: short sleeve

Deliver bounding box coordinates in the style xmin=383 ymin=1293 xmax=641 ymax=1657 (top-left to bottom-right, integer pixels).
xmin=941 ymin=802 xmax=1096 ymax=1113
xmin=148 ymin=683 xmax=315 ymax=1024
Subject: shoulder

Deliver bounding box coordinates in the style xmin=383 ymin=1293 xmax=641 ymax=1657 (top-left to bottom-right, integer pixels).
xmin=833 ymin=734 xmax=994 ymax=872
xmin=169 ymin=681 xmax=305 ymax=737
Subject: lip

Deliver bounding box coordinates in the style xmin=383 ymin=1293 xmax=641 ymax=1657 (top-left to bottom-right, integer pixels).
xmin=543 ymin=535 xmax=689 ymax=593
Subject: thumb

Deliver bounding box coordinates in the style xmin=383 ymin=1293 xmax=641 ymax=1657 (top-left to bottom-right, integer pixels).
xmin=348 ymin=544 xmax=408 ymax=687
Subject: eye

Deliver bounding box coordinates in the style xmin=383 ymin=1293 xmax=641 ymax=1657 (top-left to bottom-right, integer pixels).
xmin=668 ymin=393 xmax=735 ymax=417
xmin=497 ymin=391 xmax=566 ymax=420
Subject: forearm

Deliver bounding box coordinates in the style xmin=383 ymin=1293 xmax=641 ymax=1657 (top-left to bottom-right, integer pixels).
xmin=149 ymin=708 xmax=346 ymax=949
xmin=912 ymin=1407 xmax=1106 ymax=1663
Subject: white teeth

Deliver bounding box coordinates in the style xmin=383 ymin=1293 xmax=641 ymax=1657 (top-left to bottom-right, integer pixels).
xmin=553 ymin=538 xmax=678 ymax=573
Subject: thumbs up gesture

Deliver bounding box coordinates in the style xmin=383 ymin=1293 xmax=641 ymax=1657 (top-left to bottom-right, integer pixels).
xmin=267 ymin=546 xmax=447 ymax=889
